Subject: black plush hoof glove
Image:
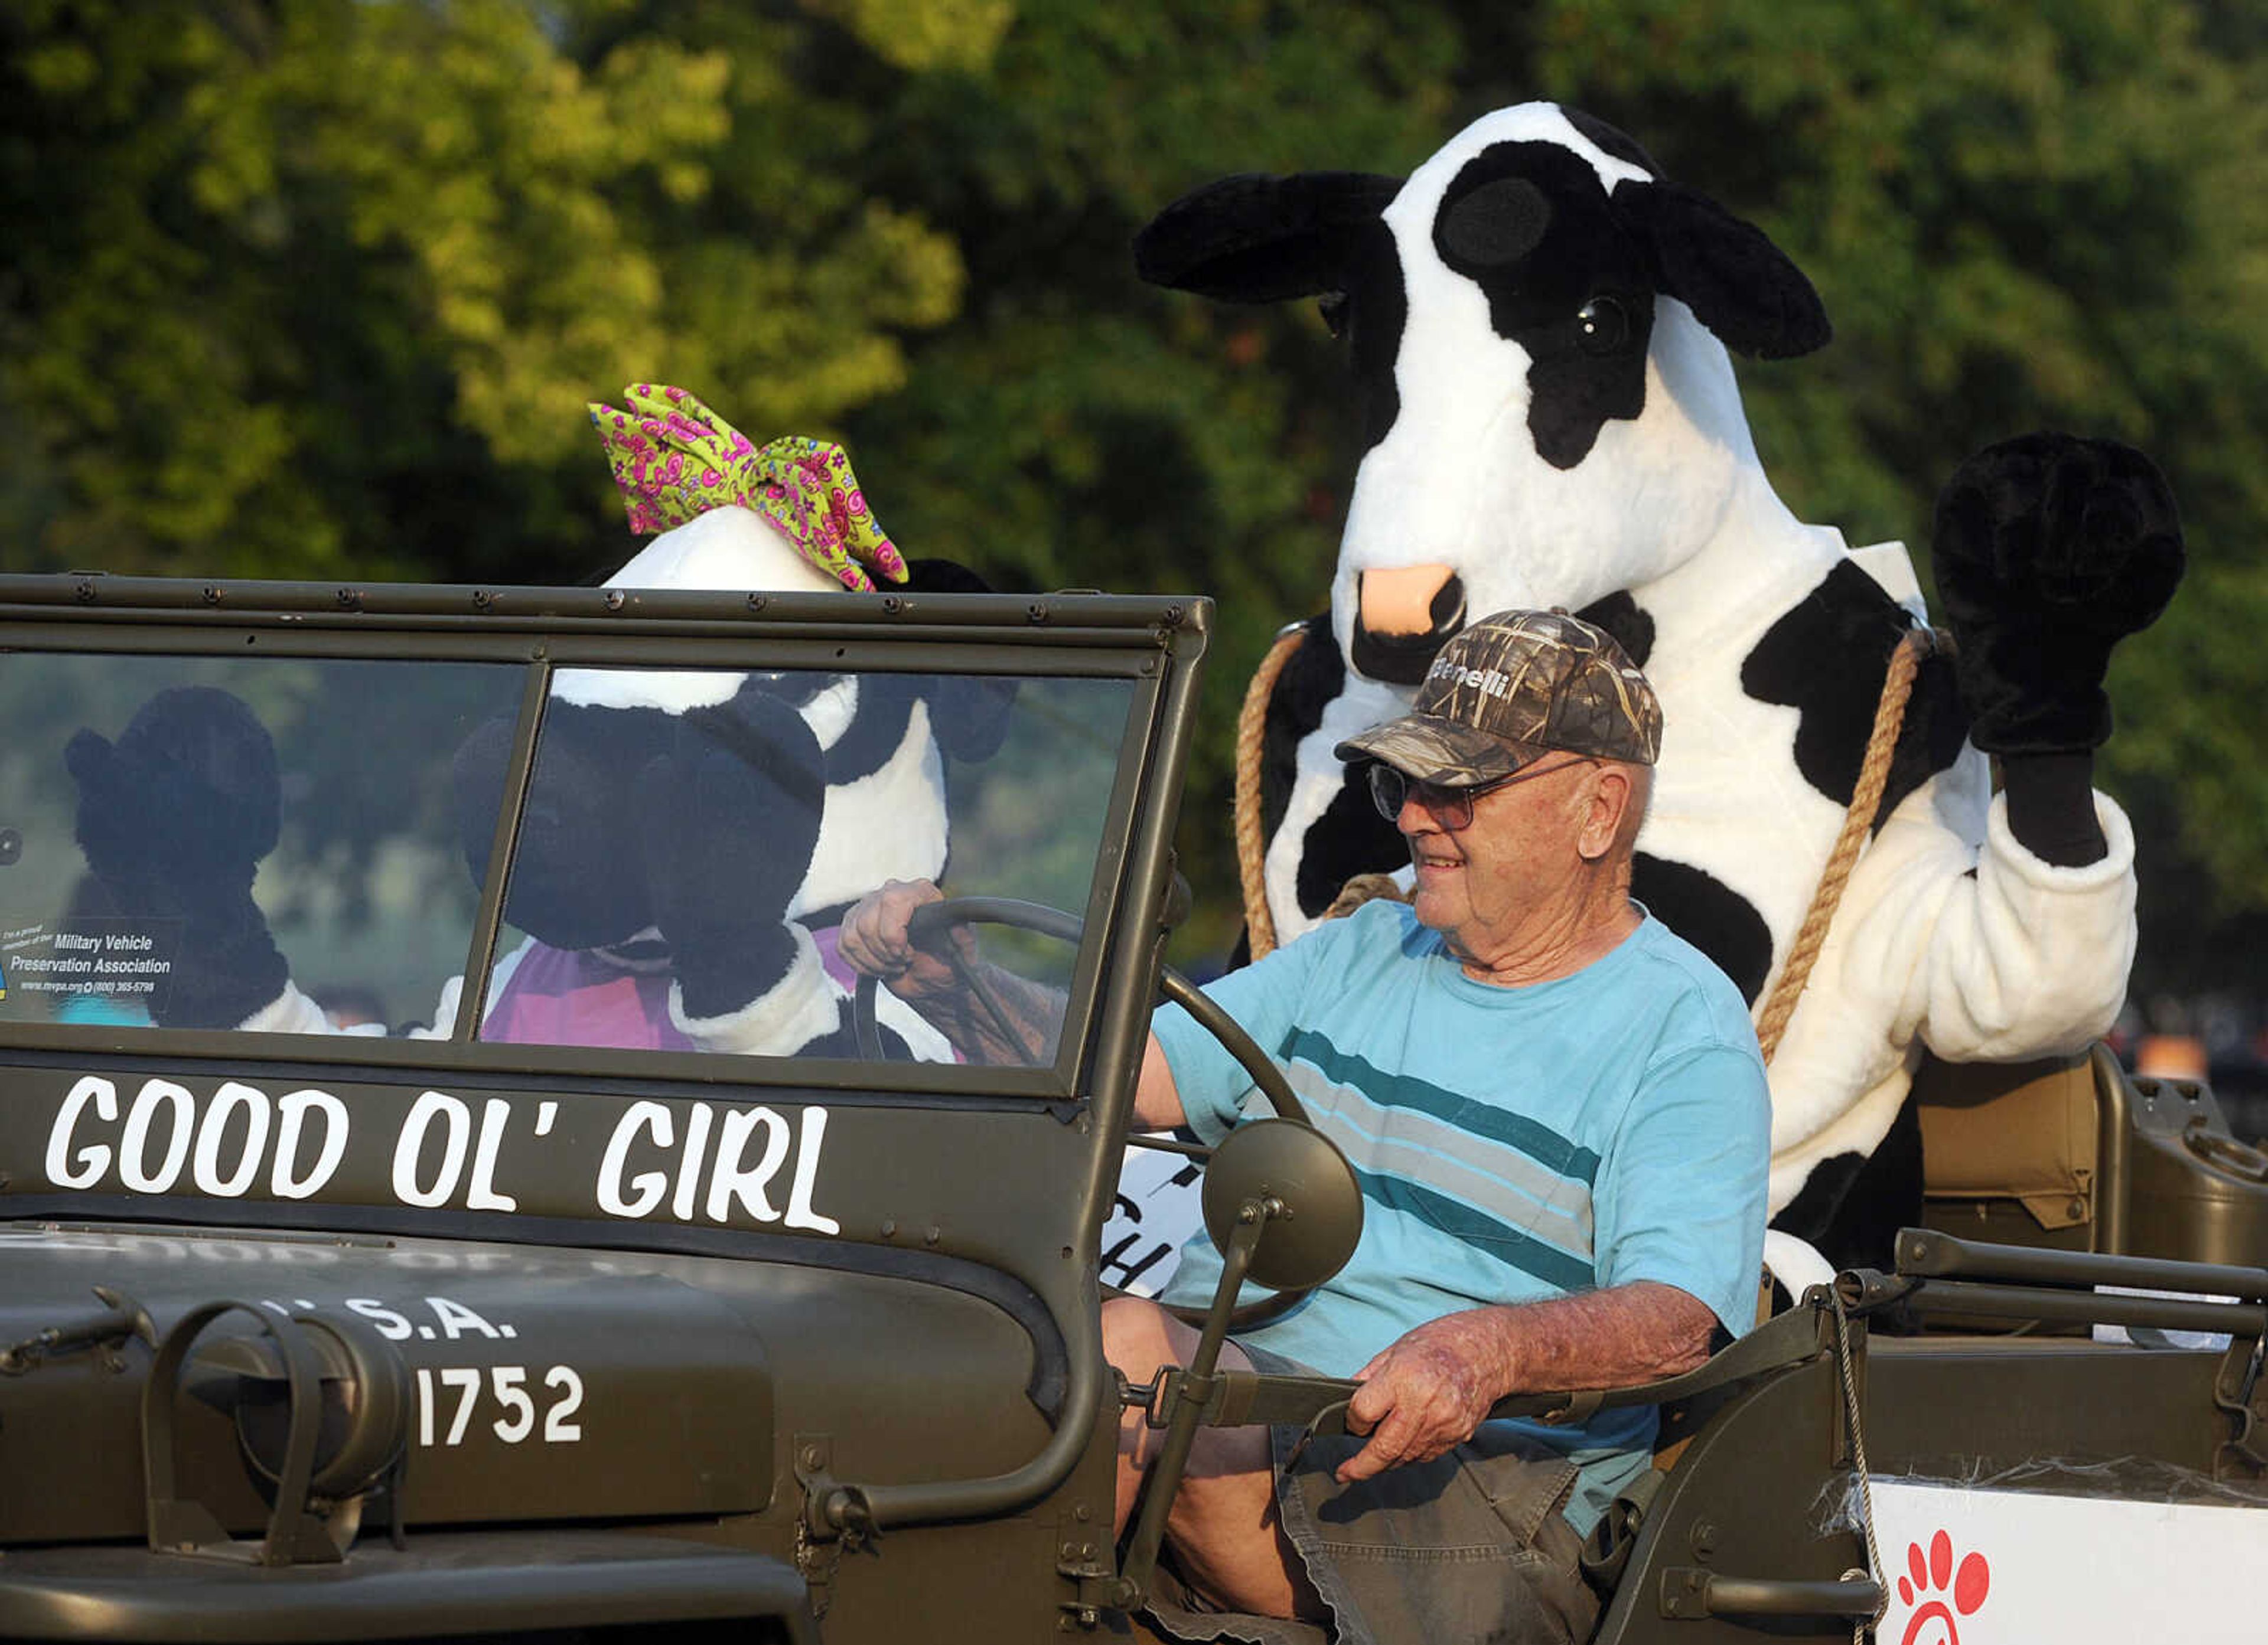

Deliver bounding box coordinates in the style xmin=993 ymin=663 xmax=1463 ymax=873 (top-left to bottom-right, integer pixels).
xmin=1931 ymin=432 xmax=2184 ymax=756
xmin=634 ymin=688 xmax=827 ymax=1024
xmin=65 ymin=686 xmax=290 ymax=1027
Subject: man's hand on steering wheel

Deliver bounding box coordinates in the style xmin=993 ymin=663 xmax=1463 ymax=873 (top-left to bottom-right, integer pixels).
xmin=839 ymin=883 xmax=1070 ymax=1066
xmin=838 ymin=877 xmax=979 ymax=1003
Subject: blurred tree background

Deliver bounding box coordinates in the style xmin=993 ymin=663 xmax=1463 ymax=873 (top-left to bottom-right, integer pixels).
xmin=4 ymin=0 xmax=2264 ymax=1008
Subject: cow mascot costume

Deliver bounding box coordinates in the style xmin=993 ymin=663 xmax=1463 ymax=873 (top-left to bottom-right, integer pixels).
xmin=1132 ymin=103 xmax=2183 ymax=1279
xmin=66 ymin=386 xmax=1006 ymax=1061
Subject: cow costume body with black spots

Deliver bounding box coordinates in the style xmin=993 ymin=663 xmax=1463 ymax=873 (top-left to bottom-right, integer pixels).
xmin=1131 ymin=103 xmax=2182 ymax=1274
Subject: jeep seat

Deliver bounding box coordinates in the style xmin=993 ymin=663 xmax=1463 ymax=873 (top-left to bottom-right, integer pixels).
xmin=1915 ymin=1044 xmax=2268 ymax=1265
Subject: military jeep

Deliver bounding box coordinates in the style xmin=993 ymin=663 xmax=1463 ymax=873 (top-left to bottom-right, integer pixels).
xmin=1 ymin=573 xmax=2266 ymax=1645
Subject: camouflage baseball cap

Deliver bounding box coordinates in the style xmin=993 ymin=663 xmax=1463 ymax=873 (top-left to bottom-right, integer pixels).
xmin=1335 ymin=609 xmax=1661 ymax=782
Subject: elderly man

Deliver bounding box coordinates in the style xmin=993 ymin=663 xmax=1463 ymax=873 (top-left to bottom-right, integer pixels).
xmin=842 ymin=610 xmax=1770 ymax=1645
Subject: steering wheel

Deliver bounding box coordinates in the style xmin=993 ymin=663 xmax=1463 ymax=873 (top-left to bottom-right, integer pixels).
xmin=850 ymin=896 xmax=1326 ymax=1327
xmin=850 ymin=897 xmax=1085 ymax=1062
xmin=852 ymin=896 xmax=1311 ymax=1120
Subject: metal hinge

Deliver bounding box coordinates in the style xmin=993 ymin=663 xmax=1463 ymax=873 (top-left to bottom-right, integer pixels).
xmin=1054 ymin=1496 xmax=1131 ymax=1628
xmin=1055 ymin=1554 xmax=1120 ymax=1630
xmin=793 ymin=1433 xmax=876 ymax=1621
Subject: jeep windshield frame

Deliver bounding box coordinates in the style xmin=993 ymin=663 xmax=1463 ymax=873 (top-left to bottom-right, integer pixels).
xmin=0 ymin=575 xmax=1208 ymax=1109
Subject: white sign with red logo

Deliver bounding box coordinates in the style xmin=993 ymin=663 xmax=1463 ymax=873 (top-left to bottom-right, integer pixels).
xmin=1869 ymin=1479 xmax=2266 ymax=1643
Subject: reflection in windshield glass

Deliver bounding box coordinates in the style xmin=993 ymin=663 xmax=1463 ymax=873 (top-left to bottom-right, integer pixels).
xmin=0 ymin=655 xmax=520 ymax=1034
xmin=0 ymin=653 xmax=1133 ymax=1074
xmin=477 ymin=666 xmax=1132 ymax=1067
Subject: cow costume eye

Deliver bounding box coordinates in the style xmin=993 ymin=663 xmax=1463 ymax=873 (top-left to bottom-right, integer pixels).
xmin=1317 ymin=291 xmax=1350 ymax=338
xmin=1576 ymin=296 xmax=1630 ymax=354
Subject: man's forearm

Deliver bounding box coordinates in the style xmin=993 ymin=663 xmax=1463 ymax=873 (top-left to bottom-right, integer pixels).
xmin=911 ymin=961 xmax=1066 ymax=1066
xmin=1480 ymin=1280 xmax=1716 ymax=1394
xmin=1387 ymin=1278 xmax=1712 ymax=1406
xmin=1133 ymin=1032 xmax=1187 ymax=1130
xmin=1335 ymin=1280 xmax=1719 ymax=1483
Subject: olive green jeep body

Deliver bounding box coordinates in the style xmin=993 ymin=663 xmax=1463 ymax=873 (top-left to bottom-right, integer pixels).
xmin=0 ymin=575 xmax=2263 ymax=1645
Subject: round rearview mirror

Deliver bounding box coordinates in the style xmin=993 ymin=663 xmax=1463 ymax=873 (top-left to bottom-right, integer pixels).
xmin=1200 ymin=1119 xmax=1363 ymax=1294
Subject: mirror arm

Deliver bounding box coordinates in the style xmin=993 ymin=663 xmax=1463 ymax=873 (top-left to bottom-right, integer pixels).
xmin=1112 ymin=1194 xmax=1279 ymax=1608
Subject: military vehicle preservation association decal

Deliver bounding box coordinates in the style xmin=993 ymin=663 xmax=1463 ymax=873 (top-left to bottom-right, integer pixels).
xmin=37 ymin=1072 xmax=842 ymax=1233
xmin=2 ymin=919 xmax=181 ymax=1019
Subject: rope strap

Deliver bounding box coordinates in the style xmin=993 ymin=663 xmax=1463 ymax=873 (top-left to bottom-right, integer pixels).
xmin=1235 ymin=628 xmax=1306 ymax=960
xmin=1754 ymin=626 xmax=1940 ymax=1063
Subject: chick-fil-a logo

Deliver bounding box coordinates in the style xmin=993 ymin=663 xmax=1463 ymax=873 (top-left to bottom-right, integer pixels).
xmin=1894 ymin=1529 xmax=1990 ymax=1645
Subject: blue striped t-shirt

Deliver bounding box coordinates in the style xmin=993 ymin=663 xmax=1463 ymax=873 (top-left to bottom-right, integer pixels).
xmin=1152 ymin=898 xmax=1770 ymax=1533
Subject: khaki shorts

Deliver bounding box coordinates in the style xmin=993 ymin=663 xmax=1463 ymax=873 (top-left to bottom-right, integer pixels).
xmin=1142 ymin=1346 xmax=1601 ymax=1645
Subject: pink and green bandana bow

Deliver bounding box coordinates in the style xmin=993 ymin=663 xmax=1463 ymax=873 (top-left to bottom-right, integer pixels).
xmin=588 ymin=383 xmax=908 ymax=592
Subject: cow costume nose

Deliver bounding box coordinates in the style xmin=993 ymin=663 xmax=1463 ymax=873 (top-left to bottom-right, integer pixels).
xmin=1352 ymin=564 xmax=1466 ymax=684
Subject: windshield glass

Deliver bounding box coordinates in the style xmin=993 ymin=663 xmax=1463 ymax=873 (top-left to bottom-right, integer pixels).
xmin=0 ymin=652 xmax=520 ymax=1034
xmin=0 ymin=650 xmax=1136 ymax=1074
xmin=475 ymin=664 xmax=1129 ymax=1066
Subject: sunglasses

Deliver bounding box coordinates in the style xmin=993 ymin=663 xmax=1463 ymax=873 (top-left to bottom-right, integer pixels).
xmin=1366 ymin=755 xmax=1592 ymax=830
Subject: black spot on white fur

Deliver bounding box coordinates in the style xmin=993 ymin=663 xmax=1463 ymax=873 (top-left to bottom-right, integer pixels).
xmin=1741 ymin=561 xmax=1968 ymax=824
xmin=1264 ymin=615 xmax=1407 ymax=919
xmin=1345 ymin=217 xmax=1409 ymax=456
xmin=1630 ymin=853 xmax=1772 ymax=1005
xmin=1298 ymin=774 xmax=1404 ymax=920
xmin=1433 ymin=142 xmax=1658 ymax=469
xmin=1771 ymin=1094 xmax=1924 ymax=1277
xmin=1561 ymin=110 xmax=1663 ymax=179
xmin=1573 ymin=590 xmax=1655 ymax=668
xmin=1261 ymin=616 xmax=1344 ymax=826
xmin=810 ymin=675 xmax=913 ymax=784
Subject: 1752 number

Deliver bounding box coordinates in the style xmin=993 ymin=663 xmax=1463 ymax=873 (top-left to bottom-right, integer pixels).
xmin=412 ymin=1364 xmax=584 ymax=1446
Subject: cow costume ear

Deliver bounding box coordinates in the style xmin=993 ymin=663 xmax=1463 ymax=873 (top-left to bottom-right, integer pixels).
xmin=1134 ymin=171 xmax=1403 ymax=302
xmin=1612 ymin=179 xmax=1832 ymax=360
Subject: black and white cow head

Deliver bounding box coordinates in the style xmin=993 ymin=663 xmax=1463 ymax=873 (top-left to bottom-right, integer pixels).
xmin=1136 ymin=102 xmax=1832 ymax=684
xmin=451 ymin=505 xmax=1012 ymax=952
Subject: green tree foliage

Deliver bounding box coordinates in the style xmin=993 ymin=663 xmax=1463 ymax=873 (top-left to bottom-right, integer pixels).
xmin=0 ymin=0 xmax=960 ymax=580
xmin=3 ymin=0 xmax=2263 ymax=979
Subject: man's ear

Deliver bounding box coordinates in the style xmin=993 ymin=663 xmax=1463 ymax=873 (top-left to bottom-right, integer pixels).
xmin=1610 ymin=179 xmax=1830 ymax=359
xmin=1135 ymin=171 xmax=1403 ymax=303
xmin=1577 ymin=763 xmax=1634 ymax=862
